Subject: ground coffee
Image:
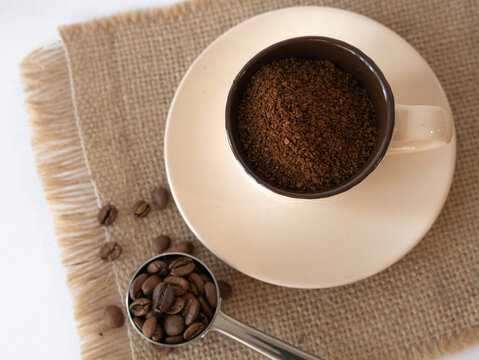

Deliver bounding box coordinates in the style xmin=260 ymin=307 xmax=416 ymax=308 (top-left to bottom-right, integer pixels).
xmin=237 ymin=57 xmax=377 ymax=192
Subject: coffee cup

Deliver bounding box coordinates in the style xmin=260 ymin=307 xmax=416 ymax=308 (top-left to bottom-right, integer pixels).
xmin=225 ymin=36 xmax=453 ymax=199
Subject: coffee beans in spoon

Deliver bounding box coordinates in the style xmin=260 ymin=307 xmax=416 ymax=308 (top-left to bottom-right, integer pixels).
xmin=127 ymin=254 xmax=217 ymax=344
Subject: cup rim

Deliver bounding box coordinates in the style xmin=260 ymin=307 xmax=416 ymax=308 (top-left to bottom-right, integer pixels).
xmin=225 ymin=36 xmax=395 ymax=199
xmin=125 ymin=252 xmax=221 ymax=348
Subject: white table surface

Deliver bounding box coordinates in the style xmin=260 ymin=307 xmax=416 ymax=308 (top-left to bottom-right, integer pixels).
xmin=0 ymin=0 xmax=477 ymax=359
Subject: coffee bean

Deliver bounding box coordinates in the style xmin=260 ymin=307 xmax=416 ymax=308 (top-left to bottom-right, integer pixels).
xmin=204 ymin=282 xmax=217 ymax=308
xmin=199 ymin=273 xmax=210 ymax=283
xmin=152 ymin=186 xmax=169 ymax=210
xmin=150 ymin=343 xmax=174 ymax=354
xmin=99 ymin=242 xmax=122 ymax=262
xmin=172 ymin=241 xmax=194 ymax=254
xmin=134 ymin=200 xmax=150 ymax=218
xmin=152 ymin=235 xmax=171 ymax=254
xmin=198 ymin=296 xmax=213 ymax=318
xmin=152 ymin=326 xmax=164 ymax=342
xmin=163 ymin=315 xmax=185 ymax=336
xmin=146 ymin=310 xmax=160 ymax=319
xmin=142 ymin=316 xmax=157 ymax=338
xmin=152 ymin=282 xmax=174 ymax=313
xmin=164 ymin=276 xmax=189 ymax=296
xmin=141 ymin=275 xmax=161 ymax=296
xmin=165 ymin=296 xmax=186 ymax=315
xmin=217 ymin=280 xmax=233 ymax=300
xmin=129 ymin=273 xmax=147 ymax=300
xmin=133 ymin=316 xmax=145 ymax=330
xmin=183 ymin=322 xmax=206 ymax=341
xmin=147 ymin=260 xmax=169 ymax=276
xmin=169 ymin=257 xmax=195 ymax=277
xmin=103 ymin=305 xmax=124 ymax=329
xmin=188 ymin=273 xmax=205 ymax=296
xmin=183 ymin=298 xmax=200 ymax=326
xmin=129 ymin=298 xmax=151 ymax=316
xmin=198 ymin=313 xmax=209 ymax=326
xmin=183 ymin=293 xmax=195 ymax=302
xmin=164 ymin=335 xmax=183 ymax=344
xmin=97 ymin=205 xmax=118 ymax=226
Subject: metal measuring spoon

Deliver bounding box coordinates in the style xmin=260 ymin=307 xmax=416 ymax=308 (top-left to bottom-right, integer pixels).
xmin=126 ymin=252 xmax=323 ymax=360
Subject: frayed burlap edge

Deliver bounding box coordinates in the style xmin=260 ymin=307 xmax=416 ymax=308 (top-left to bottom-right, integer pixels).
xmin=20 ymin=42 xmax=133 ymax=360
xmin=20 ymin=1 xmax=479 ymax=359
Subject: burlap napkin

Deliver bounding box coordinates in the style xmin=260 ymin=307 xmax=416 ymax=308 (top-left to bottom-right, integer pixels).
xmin=20 ymin=0 xmax=479 ymax=359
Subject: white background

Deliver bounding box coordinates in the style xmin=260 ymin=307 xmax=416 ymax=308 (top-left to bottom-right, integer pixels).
xmin=0 ymin=0 xmax=477 ymax=359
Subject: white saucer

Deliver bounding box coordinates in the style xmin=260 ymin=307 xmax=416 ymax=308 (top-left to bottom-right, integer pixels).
xmin=164 ymin=6 xmax=456 ymax=288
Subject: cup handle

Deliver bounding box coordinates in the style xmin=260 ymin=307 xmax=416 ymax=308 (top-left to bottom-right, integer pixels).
xmin=389 ymin=104 xmax=453 ymax=154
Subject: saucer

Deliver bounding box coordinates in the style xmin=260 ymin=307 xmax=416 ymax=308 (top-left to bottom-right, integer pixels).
xmin=164 ymin=6 xmax=456 ymax=288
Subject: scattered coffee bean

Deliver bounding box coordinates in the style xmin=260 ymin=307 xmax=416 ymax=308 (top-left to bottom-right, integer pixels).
xmin=165 ymin=296 xmax=186 ymax=315
xmin=152 ymin=186 xmax=169 ymax=210
xmin=152 ymin=326 xmax=164 ymax=342
xmin=129 ymin=273 xmax=147 ymax=300
xmin=169 ymin=257 xmax=196 ymax=277
xmin=164 ymin=275 xmax=189 ymax=296
xmin=104 ymin=305 xmax=124 ymax=329
xmin=97 ymin=205 xmax=118 ymax=226
xmin=164 ymin=335 xmax=184 ymax=344
xmin=129 ymin=298 xmax=151 ymax=316
xmin=133 ymin=316 xmax=145 ymax=330
xmin=147 ymin=260 xmax=169 ymax=276
xmin=141 ymin=275 xmax=161 ymax=296
xmin=204 ymin=282 xmax=217 ymax=308
xmin=198 ymin=296 xmax=213 ymax=318
xmin=172 ymin=241 xmax=194 ymax=254
xmin=150 ymin=343 xmax=174 ymax=355
xmin=217 ymin=280 xmax=233 ymax=300
xmin=152 ymin=282 xmax=175 ymax=313
xmin=163 ymin=315 xmax=185 ymax=336
xmin=188 ymin=273 xmax=204 ymax=296
xmin=128 ymin=254 xmax=217 ymax=345
xmin=142 ymin=316 xmax=158 ymax=338
xmin=99 ymin=242 xmax=122 ymax=262
xmin=183 ymin=297 xmax=200 ymax=326
xmin=134 ymin=200 xmax=151 ymax=218
xmin=183 ymin=322 xmax=206 ymax=341
xmin=152 ymin=235 xmax=171 ymax=254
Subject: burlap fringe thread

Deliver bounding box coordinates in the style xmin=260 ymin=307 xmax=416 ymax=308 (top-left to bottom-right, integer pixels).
xmin=20 ymin=42 xmax=133 ymax=360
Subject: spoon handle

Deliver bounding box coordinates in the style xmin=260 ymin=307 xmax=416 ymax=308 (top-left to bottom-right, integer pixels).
xmin=211 ymin=310 xmax=324 ymax=360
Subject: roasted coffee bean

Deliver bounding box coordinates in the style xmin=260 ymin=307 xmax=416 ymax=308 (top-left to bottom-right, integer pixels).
xmin=152 ymin=235 xmax=171 ymax=254
xmin=129 ymin=298 xmax=151 ymax=316
xmin=141 ymin=275 xmax=161 ymax=296
xmin=204 ymin=281 xmax=217 ymax=308
xmin=164 ymin=276 xmax=189 ymax=296
xmin=134 ymin=200 xmax=150 ymax=218
xmin=147 ymin=260 xmax=169 ymax=276
xmin=97 ymin=205 xmax=118 ymax=226
xmin=183 ymin=293 xmax=195 ymax=302
xmin=133 ymin=316 xmax=145 ymax=330
xmin=152 ymin=282 xmax=174 ymax=313
xmin=183 ymin=322 xmax=206 ymax=341
xmin=172 ymin=241 xmax=194 ymax=254
xmin=103 ymin=305 xmax=124 ymax=329
xmin=146 ymin=310 xmax=160 ymax=319
xmin=217 ymin=280 xmax=233 ymax=300
xmin=199 ymin=273 xmax=210 ymax=283
xmin=150 ymin=343 xmax=174 ymax=354
xmin=163 ymin=315 xmax=185 ymax=336
xmin=152 ymin=326 xmax=164 ymax=342
xmin=183 ymin=297 xmax=200 ymax=326
xmin=188 ymin=273 xmax=205 ymax=296
xmin=99 ymin=242 xmax=122 ymax=262
xmin=198 ymin=296 xmax=213 ymax=318
xmin=129 ymin=273 xmax=147 ymax=300
xmin=164 ymin=335 xmax=183 ymax=344
xmin=165 ymin=296 xmax=186 ymax=315
xmin=169 ymin=257 xmax=195 ymax=277
xmin=142 ymin=316 xmax=157 ymax=338
xmin=152 ymin=186 xmax=169 ymax=210
xmin=198 ymin=312 xmax=209 ymax=326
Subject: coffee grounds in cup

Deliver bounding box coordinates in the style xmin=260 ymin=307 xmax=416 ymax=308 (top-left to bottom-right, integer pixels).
xmin=237 ymin=57 xmax=377 ymax=192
